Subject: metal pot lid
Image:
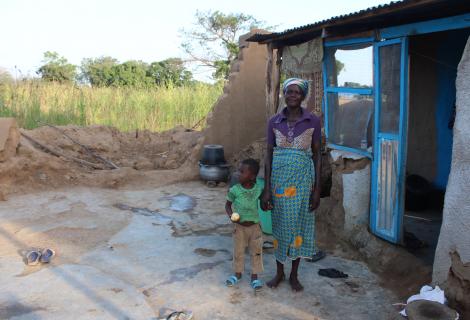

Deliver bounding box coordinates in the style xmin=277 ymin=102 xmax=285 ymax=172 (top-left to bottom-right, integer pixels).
xmin=203 ymin=144 xmax=224 ymax=149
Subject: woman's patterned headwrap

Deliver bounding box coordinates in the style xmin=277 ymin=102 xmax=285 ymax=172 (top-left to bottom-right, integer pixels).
xmin=282 ymin=78 xmax=309 ymax=96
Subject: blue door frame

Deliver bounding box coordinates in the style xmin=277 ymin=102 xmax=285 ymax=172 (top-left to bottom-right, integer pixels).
xmin=369 ymin=38 xmax=409 ymax=244
xmin=321 ymin=14 xmax=470 ymax=245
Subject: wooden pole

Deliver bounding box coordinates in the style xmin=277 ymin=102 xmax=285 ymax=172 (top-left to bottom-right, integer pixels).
xmin=272 ymin=46 xmax=283 ymax=115
xmin=265 ymin=43 xmax=274 ymax=120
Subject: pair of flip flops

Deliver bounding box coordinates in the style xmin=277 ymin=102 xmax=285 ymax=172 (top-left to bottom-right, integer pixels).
xmin=226 ymin=275 xmax=263 ymax=291
xmin=26 ymin=248 xmax=55 ymax=266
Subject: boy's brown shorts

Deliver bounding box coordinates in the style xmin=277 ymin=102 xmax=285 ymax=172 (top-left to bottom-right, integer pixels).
xmin=233 ymin=223 xmax=263 ymax=274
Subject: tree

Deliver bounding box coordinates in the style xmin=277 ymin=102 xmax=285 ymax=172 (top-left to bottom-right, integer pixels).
xmin=0 ymin=68 xmax=13 ymax=84
xmin=180 ymin=10 xmax=266 ymax=80
xmin=147 ymin=58 xmax=192 ymax=87
xmin=37 ymin=51 xmax=76 ymax=83
xmin=80 ymin=56 xmax=193 ymax=88
xmin=80 ymin=56 xmax=118 ymax=86
xmin=111 ymin=60 xmax=153 ymax=88
xmin=336 ymin=60 xmax=345 ymax=76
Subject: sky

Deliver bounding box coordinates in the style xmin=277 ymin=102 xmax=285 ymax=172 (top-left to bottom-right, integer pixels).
xmin=0 ymin=0 xmax=391 ymax=80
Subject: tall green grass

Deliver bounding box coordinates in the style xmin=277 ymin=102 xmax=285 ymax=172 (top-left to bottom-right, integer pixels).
xmin=0 ymin=81 xmax=222 ymax=131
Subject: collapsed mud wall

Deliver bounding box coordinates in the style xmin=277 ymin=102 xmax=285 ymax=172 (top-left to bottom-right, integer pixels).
xmin=203 ymin=30 xmax=269 ymax=159
xmin=433 ymin=37 xmax=470 ymax=317
xmin=0 ymin=118 xmax=20 ymax=163
xmin=0 ymin=123 xmax=203 ymax=198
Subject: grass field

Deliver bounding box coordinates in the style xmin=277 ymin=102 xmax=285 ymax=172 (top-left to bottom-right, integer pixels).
xmin=0 ymin=81 xmax=222 ymax=131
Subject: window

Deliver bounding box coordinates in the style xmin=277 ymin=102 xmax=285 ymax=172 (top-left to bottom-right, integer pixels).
xmin=327 ymin=92 xmax=374 ymax=150
xmin=325 ymin=45 xmax=373 ymax=88
xmin=324 ymin=41 xmax=374 ymax=154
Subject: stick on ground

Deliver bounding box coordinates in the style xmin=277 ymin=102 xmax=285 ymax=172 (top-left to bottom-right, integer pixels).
xmin=21 ymin=132 xmax=104 ymax=170
xmin=37 ymin=122 xmax=119 ymax=169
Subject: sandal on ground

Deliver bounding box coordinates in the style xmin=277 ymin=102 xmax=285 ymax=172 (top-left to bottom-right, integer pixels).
xmin=164 ymin=310 xmax=194 ymax=320
xmin=251 ymin=279 xmax=263 ymax=291
xmin=318 ymin=268 xmax=348 ymax=278
xmin=225 ymin=275 xmax=240 ymax=287
xmin=262 ymin=241 xmax=274 ymax=250
xmin=40 ymin=248 xmax=55 ymax=263
xmin=26 ymin=250 xmax=41 ymax=266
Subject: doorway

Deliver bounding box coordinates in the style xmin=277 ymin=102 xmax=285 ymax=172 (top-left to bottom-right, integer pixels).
xmin=404 ymin=28 xmax=470 ymax=265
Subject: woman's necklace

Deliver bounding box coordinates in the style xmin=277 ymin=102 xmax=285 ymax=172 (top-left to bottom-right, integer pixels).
xmin=286 ymin=108 xmax=300 ymax=143
xmin=287 ymin=120 xmax=295 ymax=143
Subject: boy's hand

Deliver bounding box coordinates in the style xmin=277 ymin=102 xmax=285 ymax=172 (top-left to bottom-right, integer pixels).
xmin=261 ymin=188 xmax=273 ymax=211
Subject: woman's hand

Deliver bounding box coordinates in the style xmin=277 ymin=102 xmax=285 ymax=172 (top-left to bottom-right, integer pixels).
xmin=309 ymin=189 xmax=320 ymax=212
xmin=261 ymin=188 xmax=273 ymax=211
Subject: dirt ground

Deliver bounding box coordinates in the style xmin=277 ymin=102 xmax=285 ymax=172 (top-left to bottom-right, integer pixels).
xmin=0 ymin=123 xmax=203 ymax=198
xmin=0 ymin=123 xmax=408 ymax=319
xmin=0 ymin=182 xmax=403 ymax=320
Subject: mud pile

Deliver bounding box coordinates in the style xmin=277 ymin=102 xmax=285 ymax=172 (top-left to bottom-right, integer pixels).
xmin=0 ymin=122 xmax=203 ymax=197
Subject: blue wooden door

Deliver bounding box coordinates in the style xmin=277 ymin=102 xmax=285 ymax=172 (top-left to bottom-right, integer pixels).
xmin=370 ymin=38 xmax=409 ymax=244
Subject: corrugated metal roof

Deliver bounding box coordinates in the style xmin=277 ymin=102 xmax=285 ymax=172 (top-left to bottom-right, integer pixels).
xmin=249 ymin=0 xmax=405 ymax=42
xmin=247 ymin=0 xmax=470 ymax=44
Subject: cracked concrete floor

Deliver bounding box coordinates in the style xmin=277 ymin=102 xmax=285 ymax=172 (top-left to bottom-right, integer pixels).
xmin=0 ymin=181 xmax=400 ymax=320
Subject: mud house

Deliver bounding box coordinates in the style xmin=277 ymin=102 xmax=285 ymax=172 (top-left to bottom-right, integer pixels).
xmin=204 ymin=0 xmax=470 ymax=315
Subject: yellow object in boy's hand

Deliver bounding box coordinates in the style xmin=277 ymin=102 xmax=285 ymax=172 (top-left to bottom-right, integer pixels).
xmin=231 ymin=212 xmax=240 ymax=222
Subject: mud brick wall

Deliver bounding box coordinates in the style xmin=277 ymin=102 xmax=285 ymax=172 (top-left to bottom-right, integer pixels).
xmin=203 ymin=31 xmax=269 ymax=159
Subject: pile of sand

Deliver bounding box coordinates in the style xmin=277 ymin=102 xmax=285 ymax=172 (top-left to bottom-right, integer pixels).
xmin=0 ymin=122 xmax=203 ymax=197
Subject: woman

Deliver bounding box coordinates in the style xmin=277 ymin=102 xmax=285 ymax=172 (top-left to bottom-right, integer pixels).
xmin=262 ymin=78 xmax=321 ymax=291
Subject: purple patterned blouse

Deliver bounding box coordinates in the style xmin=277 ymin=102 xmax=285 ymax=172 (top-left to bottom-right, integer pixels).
xmin=267 ymin=107 xmax=321 ymax=150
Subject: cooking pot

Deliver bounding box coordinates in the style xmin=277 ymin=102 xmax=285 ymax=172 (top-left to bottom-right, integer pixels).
xmin=200 ymin=144 xmax=226 ymax=165
xmin=199 ymin=162 xmax=230 ymax=182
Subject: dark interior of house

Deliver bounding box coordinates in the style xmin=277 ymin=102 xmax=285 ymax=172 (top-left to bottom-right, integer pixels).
xmin=404 ymin=28 xmax=470 ymax=265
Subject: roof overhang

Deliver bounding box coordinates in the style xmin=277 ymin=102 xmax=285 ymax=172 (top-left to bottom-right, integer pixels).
xmin=247 ymin=0 xmax=470 ymax=47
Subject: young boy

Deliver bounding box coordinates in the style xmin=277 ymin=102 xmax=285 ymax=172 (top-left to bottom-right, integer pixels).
xmin=225 ymin=158 xmax=264 ymax=291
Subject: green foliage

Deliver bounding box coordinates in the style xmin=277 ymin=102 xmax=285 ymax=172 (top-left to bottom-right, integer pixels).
xmin=37 ymin=51 xmax=77 ymax=83
xmin=80 ymin=56 xmax=118 ymax=87
xmin=181 ymin=10 xmax=267 ymax=80
xmin=336 ymin=60 xmax=345 ymax=76
xmin=148 ymin=58 xmax=193 ymax=87
xmin=344 ymin=82 xmax=371 ymax=89
xmin=80 ymin=57 xmax=193 ymax=88
xmin=0 ymin=80 xmax=222 ymax=131
xmin=111 ymin=60 xmax=153 ymax=87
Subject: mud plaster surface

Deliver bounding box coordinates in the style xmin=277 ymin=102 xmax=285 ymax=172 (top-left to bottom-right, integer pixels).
xmin=0 ymin=181 xmax=401 ymax=320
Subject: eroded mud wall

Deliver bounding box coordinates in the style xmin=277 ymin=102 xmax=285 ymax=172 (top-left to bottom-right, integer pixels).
xmin=433 ymin=36 xmax=470 ymax=307
xmin=203 ymin=31 xmax=268 ymax=158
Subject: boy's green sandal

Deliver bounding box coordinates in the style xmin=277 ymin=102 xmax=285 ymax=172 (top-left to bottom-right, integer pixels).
xmin=225 ymin=275 xmax=240 ymax=287
xmin=251 ymin=279 xmax=263 ymax=291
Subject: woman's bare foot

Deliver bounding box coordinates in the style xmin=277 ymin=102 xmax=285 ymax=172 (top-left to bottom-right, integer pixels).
xmin=267 ymin=273 xmax=285 ymax=288
xmin=289 ymin=275 xmax=304 ymax=292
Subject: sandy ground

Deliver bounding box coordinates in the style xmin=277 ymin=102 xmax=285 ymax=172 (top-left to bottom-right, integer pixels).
xmin=0 ymin=181 xmax=402 ymax=320
xmin=0 ymin=124 xmax=203 ymax=197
